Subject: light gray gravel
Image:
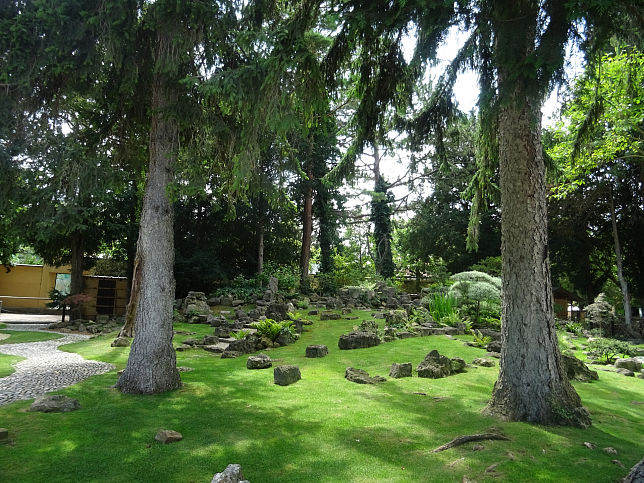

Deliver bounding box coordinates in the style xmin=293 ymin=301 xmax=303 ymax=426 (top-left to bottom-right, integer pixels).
xmin=0 ymin=327 xmax=114 ymax=406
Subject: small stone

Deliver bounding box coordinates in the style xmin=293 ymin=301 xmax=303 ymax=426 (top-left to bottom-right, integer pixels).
xmin=274 ymin=365 xmax=301 ymax=386
xmin=175 ymin=344 xmax=192 ymax=352
xmin=616 ymin=368 xmax=635 ymax=377
xmin=472 ymin=444 xmax=485 ymax=451
xmin=0 ymin=428 xmax=8 ymax=442
xmin=472 ymin=357 xmax=496 ymax=367
xmin=389 ymin=362 xmax=412 ymax=378
xmin=583 ymin=441 xmax=596 ymax=450
xmin=110 ymin=337 xmax=131 ymax=347
xmin=247 ymin=354 xmax=272 ymax=369
xmin=211 ymin=464 xmax=249 ymax=483
xmin=29 ymin=395 xmax=80 ymax=413
xmin=155 ymin=429 xmax=183 ymax=444
xmin=177 ymin=366 xmax=194 ymax=373
xmin=603 ymin=447 xmax=617 ymax=455
xmin=612 ymin=459 xmax=626 ymax=469
xmin=221 ymin=350 xmax=243 ymax=359
xmin=305 ymin=345 xmax=328 ymax=358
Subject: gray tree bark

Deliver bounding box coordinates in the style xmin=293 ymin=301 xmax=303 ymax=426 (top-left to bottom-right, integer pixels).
xmin=300 ymin=168 xmax=313 ymax=291
xmin=609 ymin=187 xmax=633 ymax=335
xmin=116 ymin=26 xmax=181 ymax=394
xmin=485 ymin=0 xmax=589 ymax=427
xmin=69 ymin=230 xmax=84 ymax=320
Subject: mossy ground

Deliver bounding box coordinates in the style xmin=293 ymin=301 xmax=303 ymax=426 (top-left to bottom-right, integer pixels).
xmin=0 ymin=311 xmax=642 ymax=482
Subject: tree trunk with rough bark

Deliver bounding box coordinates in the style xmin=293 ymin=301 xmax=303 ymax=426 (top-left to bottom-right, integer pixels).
xmin=485 ymin=1 xmax=589 ymax=427
xmin=116 ymin=26 xmax=181 ymax=394
xmin=609 ymin=187 xmax=632 ymax=335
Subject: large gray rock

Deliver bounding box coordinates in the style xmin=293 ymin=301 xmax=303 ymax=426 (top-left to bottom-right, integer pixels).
xmin=345 ymin=367 xmax=386 ymax=384
xmin=305 ymin=345 xmax=328 ymax=358
xmin=247 ymin=354 xmax=272 ymax=370
xmin=385 ymin=310 xmax=408 ymax=327
xmin=274 ymin=365 xmax=301 ymax=386
xmin=183 ymin=291 xmax=211 ymax=315
xmin=623 ymin=456 xmax=644 ymax=483
xmin=266 ymin=303 xmax=291 ymax=321
xmin=227 ymin=336 xmax=257 ymax=354
xmin=338 ymin=331 xmax=380 ymax=350
xmin=615 ymin=358 xmax=643 ymax=373
xmin=211 ymin=464 xmax=250 ymax=483
xmin=29 ymin=395 xmax=80 ymax=413
xmin=389 ymin=362 xmax=412 ymax=378
xmin=562 ymin=354 xmax=599 ymax=382
xmin=417 ymin=350 xmax=465 ymax=379
xmin=616 ymin=368 xmax=635 ymax=377
xmin=486 ymin=340 xmax=502 ymax=353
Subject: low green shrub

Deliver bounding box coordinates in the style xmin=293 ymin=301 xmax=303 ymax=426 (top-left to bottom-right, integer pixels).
xmin=231 ymin=330 xmax=250 ymax=340
xmin=425 ymin=292 xmax=457 ymax=321
xmin=471 ymin=330 xmax=493 ymax=348
xmin=252 ymin=319 xmax=295 ymax=342
xmin=587 ymin=338 xmax=637 ymax=364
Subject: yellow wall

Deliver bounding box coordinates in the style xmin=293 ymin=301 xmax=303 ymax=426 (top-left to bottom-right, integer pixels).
xmin=0 ymin=264 xmax=66 ymax=310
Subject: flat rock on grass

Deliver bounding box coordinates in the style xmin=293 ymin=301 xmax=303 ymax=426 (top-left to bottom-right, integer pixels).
xmin=28 ymin=395 xmax=80 ymax=413
xmin=345 ymin=367 xmax=386 ymax=384
xmin=247 ymin=354 xmax=272 ymax=369
xmin=305 ymin=344 xmax=328 ymax=358
xmin=155 ymin=429 xmax=183 ymax=444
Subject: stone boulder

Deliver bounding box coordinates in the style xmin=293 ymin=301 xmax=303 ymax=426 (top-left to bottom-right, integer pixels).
xmin=29 ymin=395 xmax=80 ymax=413
xmin=0 ymin=428 xmax=8 ymax=442
xmin=183 ymin=291 xmax=211 ymax=316
xmin=338 ymin=331 xmax=380 ymax=350
xmin=305 ymin=345 xmax=328 ymax=358
xmin=486 ymin=340 xmax=502 ymax=353
xmin=385 ymin=310 xmax=408 ymax=327
xmin=562 ymin=354 xmax=599 ymax=382
xmin=211 ymin=464 xmax=250 ymax=483
xmin=274 ymin=365 xmax=301 ymax=386
xmin=615 ymin=358 xmax=643 ymax=373
xmin=247 ymin=354 xmax=272 ymax=370
xmin=389 ymin=362 xmax=412 ymax=378
xmin=266 ymin=303 xmax=291 ymax=321
xmin=227 ymin=336 xmax=258 ymax=354
xmin=623 ymin=456 xmax=644 ymax=483
xmin=155 ymin=429 xmax=183 ymax=444
xmin=345 ymin=367 xmax=387 ymax=384
xmin=417 ymin=350 xmax=466 ymax=379
xmin=111 ymin=337 xmax=131 ymax=347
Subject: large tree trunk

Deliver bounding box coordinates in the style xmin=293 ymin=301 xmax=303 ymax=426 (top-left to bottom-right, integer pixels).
xmin=609 ymin=187 xmax=633 ymax=335
xmin=69 ymin=230 xmax=84 ymax=320
xmin=300 ymin=170 xmax=313 ymax=291
xmin=485 ymin=2 xmax=589 ymax=427
xmin=116 ymin=26 xmax=181 ymax=394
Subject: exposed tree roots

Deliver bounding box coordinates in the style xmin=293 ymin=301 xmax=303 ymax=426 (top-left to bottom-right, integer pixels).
xmin=431 ymin=433 xmax=511 ymax=453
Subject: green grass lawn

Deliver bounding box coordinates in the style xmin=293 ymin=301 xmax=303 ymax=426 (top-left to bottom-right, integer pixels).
xmin=0 ymin=330 xmax=63 ymax=345
xmin=0 ymin=353 xmax=24 ymax=377
xmin=0 ymin=311 xmax=642 ymax=482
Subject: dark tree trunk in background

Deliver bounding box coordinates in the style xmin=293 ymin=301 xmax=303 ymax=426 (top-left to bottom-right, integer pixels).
xmin=116 ymin=26 xmax=181 ymax=394
xmin=300 ymin=169 xmax=313 ymax=291
xmin=609 ymin=187 xmax=632 ymax=335
xmin=485 ymin=0 xmax=589 ymax=427
xmin=69 ymin=230 xmax=84 ymax=320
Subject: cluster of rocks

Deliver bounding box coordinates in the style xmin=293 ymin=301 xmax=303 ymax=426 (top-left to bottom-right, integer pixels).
xmin=344 ymin=349 xmax=486 ymax=385
xmin=336 ymin=310 xmax=476 ymax=351
xmin=613 ymin=357 xmax=644 ymax=379
xmin=48 ymin=314 xmax=123 ymax=334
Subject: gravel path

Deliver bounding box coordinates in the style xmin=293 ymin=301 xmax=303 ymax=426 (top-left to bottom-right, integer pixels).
xmin=0 ymin=326 xmax=115 ymax=406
